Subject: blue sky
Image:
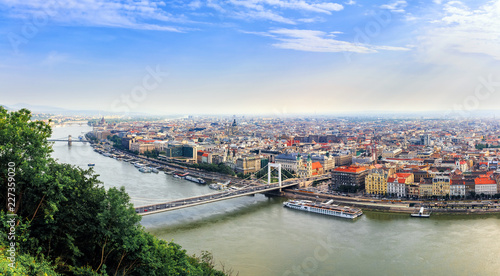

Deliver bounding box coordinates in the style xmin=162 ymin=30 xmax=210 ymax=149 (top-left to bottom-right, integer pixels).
xmin=1 ymin=0 xmax=500 ymax=115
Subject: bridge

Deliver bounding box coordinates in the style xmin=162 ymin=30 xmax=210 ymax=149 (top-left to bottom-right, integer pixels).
xmin=135 ymin=163 xmax=331 ymax=216
xmin=48 ymin=135 xmax=88 ymax=145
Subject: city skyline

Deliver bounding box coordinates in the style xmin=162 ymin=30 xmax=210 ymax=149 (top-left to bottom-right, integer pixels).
xmin=1 ymin=0 xmax=500 ymax=115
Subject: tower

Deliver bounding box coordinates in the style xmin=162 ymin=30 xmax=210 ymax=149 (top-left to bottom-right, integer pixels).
xmin=231 ymin=119 xmax=238 ymax=135
xmin=297 ymin=153 xmax=312 ymax=178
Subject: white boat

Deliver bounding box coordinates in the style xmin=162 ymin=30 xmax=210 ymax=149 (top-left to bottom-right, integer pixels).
xmin=283 ymin=200 xmax=363 ymax=219
xmin=411 ymin=207 xmax=431 ymax=218
xmin=209 ymin=183 xmax=224 ymax=190
xmin=185 ymin=175 xmax=206 ymax=184
xmin=151 ymin=168 xmax=159 ymax=174
xmin=134 ymin=163 xmax=144 ymax=168
xmin=139 ymin=167 xmax=152 ymax=173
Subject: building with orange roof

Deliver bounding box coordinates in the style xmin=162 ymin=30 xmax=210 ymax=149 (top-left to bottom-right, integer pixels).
xmin=475 ymin=177 xmax=497 ymax=195
xmin=311 ymin=162 xmax=323 ymax=176
xmin=394 ymin=172 xmax=414 ymax=183
xmin=387 ymin=176 xmax=408 ymax=198
xmin=331 ymin=165 xmax=369 ymax=191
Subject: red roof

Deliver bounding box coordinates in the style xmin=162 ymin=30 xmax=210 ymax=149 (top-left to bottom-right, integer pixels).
xmin=137 ymin=139 xmax=155 ymax=143
xmin=475 ymin=177 xmax=496 ymax=185
xmin=334 ymin=166 xmax=367 ymax=173
xmin=395 ymin=173 xmax=412 ymax=178
xmin=312 ymin=162 xmax=322 ymax=170
xmin=202 ymin=153 xmax=209 ymax=157
xmin=388 ymin=177 xmax=396 ymax=182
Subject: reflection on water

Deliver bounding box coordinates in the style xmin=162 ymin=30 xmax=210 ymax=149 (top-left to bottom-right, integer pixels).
xmin=52 ymin=125 xmax=500 ymax=276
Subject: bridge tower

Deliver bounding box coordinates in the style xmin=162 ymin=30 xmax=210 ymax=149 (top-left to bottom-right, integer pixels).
xmin=68 ymin=135 xmax=72 ymax=146
xmin=268 ymin=163 xmax=282 ymax=191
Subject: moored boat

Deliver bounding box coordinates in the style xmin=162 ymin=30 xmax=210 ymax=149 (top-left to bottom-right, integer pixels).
xmin=411 ymin=207 xmax=431 ymax=218
xmin=139 ymin=167 xmax=152 ymax=173
xmin=283 ymin=200 xmax=363 ymax=219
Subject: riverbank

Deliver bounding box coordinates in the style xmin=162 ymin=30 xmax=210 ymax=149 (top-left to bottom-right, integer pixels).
xmin=283 ymin=190 xmax=500 ymax=215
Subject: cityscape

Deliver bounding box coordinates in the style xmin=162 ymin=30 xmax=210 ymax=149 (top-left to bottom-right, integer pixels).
xmin=2 ymin=0 xmax=500 ymax=275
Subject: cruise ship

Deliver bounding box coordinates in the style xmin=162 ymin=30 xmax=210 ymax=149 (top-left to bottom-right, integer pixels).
xmin=283 ymin=200 xmax=363 ymax=219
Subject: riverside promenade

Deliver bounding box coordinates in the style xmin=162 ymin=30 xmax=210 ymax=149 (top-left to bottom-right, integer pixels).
xmin=283 ymin=190 xmax=500 ymax=214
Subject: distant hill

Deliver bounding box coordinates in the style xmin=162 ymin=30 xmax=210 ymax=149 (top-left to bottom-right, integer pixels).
xmin=3 ymin=103 xmax=152 ymax=117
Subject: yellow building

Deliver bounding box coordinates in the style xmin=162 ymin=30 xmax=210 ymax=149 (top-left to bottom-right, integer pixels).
xmin=432 ymin=175 xmax=451 ymax=197
xmin=419 ymin=183 xmax=433 ymax=198
xmin=365 ymin=170 xmax=388 ymax=195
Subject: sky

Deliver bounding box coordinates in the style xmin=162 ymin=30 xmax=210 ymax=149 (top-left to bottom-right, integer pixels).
xmin=1 ymin=0 xmax=500 ymax=116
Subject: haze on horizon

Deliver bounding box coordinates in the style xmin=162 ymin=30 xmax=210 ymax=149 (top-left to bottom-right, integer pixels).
xmin=1 ymin=0 xmax=500 ymax=116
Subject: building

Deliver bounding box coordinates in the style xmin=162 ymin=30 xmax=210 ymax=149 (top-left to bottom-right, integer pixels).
xmin=365 ymin=170 xmax=389 ymax=195
xmin=432 ymin=175 xmax=451 ymax=197
xmin=407 ymin=183 xmax=420 ymax=198
xmin=382 ymin=148 xmax=402 ymax=158
xmin=274 ymin=153 xmax=300 ymax=172
xmin=387 ymin=176 xmax=407 ymax=198
xmin=475 ymin=177 xmax=497 ymax=196
xmin=394 ymin=173 xmax=414 ymax=184
xmin=235 ymin=155 xmax=261 ymax=175
xmin=332 ymin=153 xmax=352 ymax=166
xmin=162 ymin=143 xmax=198 ymax=162
xmin=274 ymin=153 xmax=334 ymax=173
xmin=130 ymin=140 xmax=156 ymax=154
xmin=331 ymin=166 xmax=368 ymax=190
xmin=296 ymin=154 xmax=312 ymax=178
xmin=450 ymin=176 xmax=466 ymax=198
xmin=419 ymin=178 xmax=433 ymax=198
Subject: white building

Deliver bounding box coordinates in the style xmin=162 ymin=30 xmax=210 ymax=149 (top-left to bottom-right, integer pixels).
xmin=387 ymin=177 xmax=406 ymax=198
xmin=475 ymin=178 xmax=497 ymax=195
xmin=450 ymin=181 xmax=466 ymax=197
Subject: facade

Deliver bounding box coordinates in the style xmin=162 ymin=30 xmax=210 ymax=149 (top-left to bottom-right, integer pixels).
xmin=274 ymin=153 xmax=334 ymax=173
xmin=163 ymin=143 xmax=198 ymax=162
xmin=332 ymin=153 xmax=352 ymax=166
xmin=407 ymin=183 xmax=420 ymax=198
xmin=296 ymin=154 xmax=312 ymax=178
xmin=235 ymin=155 xmax=261 ymax=174
xmin=432 ymin=175 xmax=451 ymax=197
xmin=130 ymin=142 xmax=156 ymax=154
xmin=419 ymin=178 xmax=433 ymax=198
xmin=475 ymin=177 xmax=497 ymax=195
xmin=387 ymin=177 xmax=407 ymax=198
xmin=274 ymin=153 xmax=299 ymax=172
xmin=382 ymin=148 xmax=402 ymax=158
xmin=450 ymin=176 xmax=466 ymax=197
xmin=365 ymin=170 xmax=388 ymax=195
xmin=331 ymin=166 xmax=368 ymax=189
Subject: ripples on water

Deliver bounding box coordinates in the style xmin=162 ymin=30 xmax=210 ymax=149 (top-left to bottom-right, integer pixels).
xmin=52 ymin=126 xmax=500 ymax=276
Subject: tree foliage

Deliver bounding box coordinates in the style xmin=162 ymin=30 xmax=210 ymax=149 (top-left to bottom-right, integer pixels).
xmin=0 ymin=107 xmax=226 ymax=275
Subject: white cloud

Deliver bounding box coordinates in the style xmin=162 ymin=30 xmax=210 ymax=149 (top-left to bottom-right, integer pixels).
xmin=41 ymin=51 xmax=69 ymax=67
xmin=0 ymin=0 xmax=184 ymax=31
xmin=380 ymin=0 xmax=407 ymax=13
xmin=236 ymin=9 xmax=296 ymax=24
xmin=345 ymin=0 xmax=356 ymax=5
xmin=226 ymin=0 xmax=343 ymax=15
xmin=268 ymin=28 xmax=410 ymax=53
xmin=420 ymin=0 xmax=500 ymax=61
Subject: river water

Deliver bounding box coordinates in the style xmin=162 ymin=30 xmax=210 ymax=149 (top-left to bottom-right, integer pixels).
xmin=50 ymin=125 xmax=500 ymax=276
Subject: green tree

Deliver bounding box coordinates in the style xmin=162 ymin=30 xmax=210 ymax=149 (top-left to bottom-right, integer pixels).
xmin=0 ymin=107 xmax=227 ymax=275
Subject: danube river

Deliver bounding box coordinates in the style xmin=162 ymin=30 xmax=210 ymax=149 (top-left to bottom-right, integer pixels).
xmin=51 ymin=125 xmax=500 ymax=276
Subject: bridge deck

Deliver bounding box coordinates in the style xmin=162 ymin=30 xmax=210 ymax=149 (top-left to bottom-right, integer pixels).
xmin=135 ymin=181 xmax=302 ymax=216
xmin=47 ymin=139 xmax=87 ymax=142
